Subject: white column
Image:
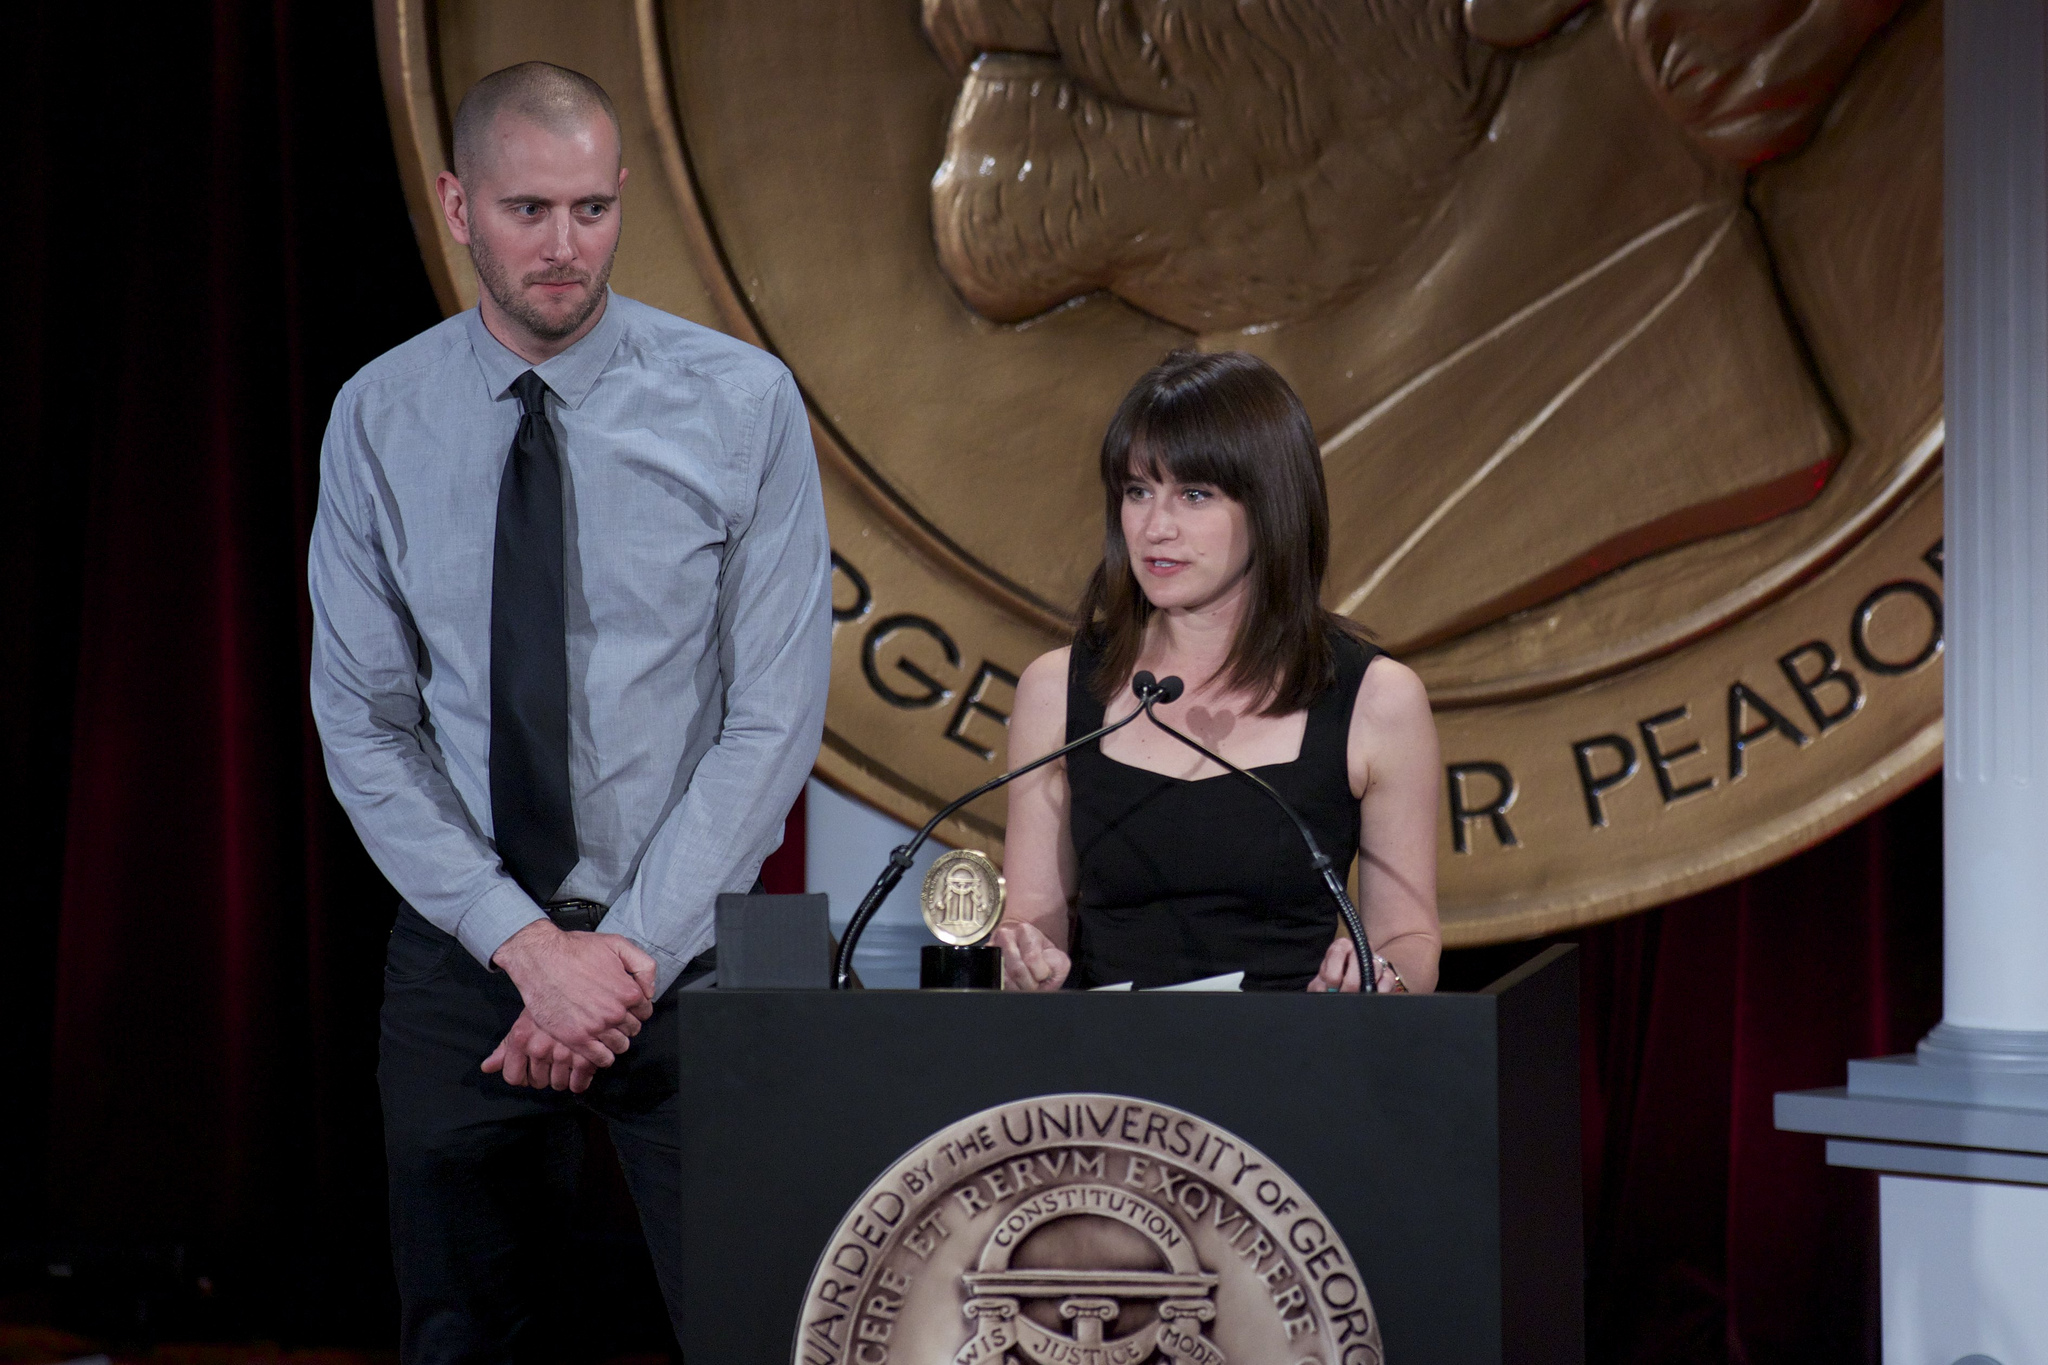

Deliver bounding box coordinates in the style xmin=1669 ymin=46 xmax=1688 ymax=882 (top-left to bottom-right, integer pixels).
xmin=1853 ymin=6 xmax=2048 ymax=1360
xmin=1930 ymin=0 xmax=2048 ymax=1062
xmin=1880 ymin=1176 xmax=2048 ymax=1364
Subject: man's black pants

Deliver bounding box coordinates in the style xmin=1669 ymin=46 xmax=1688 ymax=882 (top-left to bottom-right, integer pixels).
xmin=378 ymin=904 xmax=700 ymax=1364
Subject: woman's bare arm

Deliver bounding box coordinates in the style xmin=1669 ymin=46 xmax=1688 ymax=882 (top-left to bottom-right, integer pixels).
xmin=992 ymin=648 xmax=1079 ymax=990
xmin=1310 ymin=655 xmax=1442 ymax=992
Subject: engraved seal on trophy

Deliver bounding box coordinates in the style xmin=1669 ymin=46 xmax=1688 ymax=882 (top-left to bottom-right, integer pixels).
xmin=922 ymin=848 xmax=1005 ymax=947
xmin=795 ymin=1094 xmax=1381 ymax=1365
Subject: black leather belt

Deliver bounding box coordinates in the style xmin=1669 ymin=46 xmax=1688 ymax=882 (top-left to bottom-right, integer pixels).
xmin=544 ymin=898 xmax=608 ymax=932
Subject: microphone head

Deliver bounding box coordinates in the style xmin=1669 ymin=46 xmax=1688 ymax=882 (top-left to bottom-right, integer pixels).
xmin=1132 ymin=671 xmax=1158 ymax=700
xmin=1156 ymin=675 xmax=1186 ymax=703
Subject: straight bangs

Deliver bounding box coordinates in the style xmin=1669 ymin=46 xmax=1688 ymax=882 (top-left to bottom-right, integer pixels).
xmin=1115 ymin=420 xmax=1251 ymax=504
xmin=1078 ymin=350 xmax=1359 ymax=717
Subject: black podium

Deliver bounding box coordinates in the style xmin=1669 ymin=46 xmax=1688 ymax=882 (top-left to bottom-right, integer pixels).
xmin=675 ymin=945 xmax=1579 ymax=1364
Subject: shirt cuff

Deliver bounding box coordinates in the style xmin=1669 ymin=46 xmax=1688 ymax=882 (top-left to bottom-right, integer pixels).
xmin=456 ymin=880 xmax=547 ymax=970
xmin=637 ymin=920 xmax=715 ymax=997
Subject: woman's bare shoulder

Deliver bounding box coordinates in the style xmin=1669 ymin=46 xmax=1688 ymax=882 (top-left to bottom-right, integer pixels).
xmin=1012 ymin=647 xmax=1073 ymax=724
xmin=1009 ymin=648 xmax=1074 ymax=762
xmin=1352 ymin=654 xmax=1434 ymax=739
xmin=1347 ymin=654 xmax=1437 ymax=794
xmin=1357 ymin=653 xmax=1427 ymax=709
xmin=1017 ymin=647 xmax=1072 ymax=704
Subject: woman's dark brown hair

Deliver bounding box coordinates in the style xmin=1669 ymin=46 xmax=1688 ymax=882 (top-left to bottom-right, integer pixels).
xmin=1077 ymin=349 xmax=1361 ymax=716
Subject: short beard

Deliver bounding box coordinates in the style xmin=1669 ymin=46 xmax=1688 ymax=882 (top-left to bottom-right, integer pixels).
xmin=470 ymin=229 xmax=616 ymax=342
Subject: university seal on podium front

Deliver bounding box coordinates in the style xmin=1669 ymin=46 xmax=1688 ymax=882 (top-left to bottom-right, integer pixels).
xmin=794 ymin=1095 xmax=1380 ymax=1365
xmin=381 ymin=0 xmax=1943 ymax=943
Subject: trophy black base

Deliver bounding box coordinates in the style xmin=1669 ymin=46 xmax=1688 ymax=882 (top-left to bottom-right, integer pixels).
xmin=920 ymin=944 xmax=1002 ymax=990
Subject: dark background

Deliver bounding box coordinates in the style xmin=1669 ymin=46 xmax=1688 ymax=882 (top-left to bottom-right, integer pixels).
xmin=3 ymin=2 xmax=1942 ymax=1362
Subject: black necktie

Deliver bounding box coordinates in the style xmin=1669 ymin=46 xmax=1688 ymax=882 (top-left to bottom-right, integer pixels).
xmin=490 ymin=370 xmax=578 ymax=902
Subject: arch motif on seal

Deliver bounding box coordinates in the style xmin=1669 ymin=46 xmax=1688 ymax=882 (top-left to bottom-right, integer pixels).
xmin=959 ymin=1184 xmax=1222 ymax=1364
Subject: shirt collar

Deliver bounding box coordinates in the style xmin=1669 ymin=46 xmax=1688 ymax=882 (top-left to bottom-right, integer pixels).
xmin=463 ymin=289 xmax=626 ymax=411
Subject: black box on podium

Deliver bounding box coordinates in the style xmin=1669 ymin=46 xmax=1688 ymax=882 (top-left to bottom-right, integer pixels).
xmin=674 ymin=944 xmax=1580 ymax=1364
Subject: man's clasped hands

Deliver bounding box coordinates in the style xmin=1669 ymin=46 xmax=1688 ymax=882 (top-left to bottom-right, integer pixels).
xmin=480 ymin=921 xmax=658 ymax=1093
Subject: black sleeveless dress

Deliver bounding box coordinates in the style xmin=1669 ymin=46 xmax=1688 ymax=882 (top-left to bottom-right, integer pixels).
xmin=1064 ymin=632 xmax=1382 ymax=991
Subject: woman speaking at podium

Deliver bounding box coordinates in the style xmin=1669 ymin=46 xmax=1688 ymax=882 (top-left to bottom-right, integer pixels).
xmin=994 ymin=351 xmax=1442 ymax=993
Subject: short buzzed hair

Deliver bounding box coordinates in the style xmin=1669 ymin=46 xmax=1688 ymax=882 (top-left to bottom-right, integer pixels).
xmin=451 ymin=61 xmax=620 ymax=180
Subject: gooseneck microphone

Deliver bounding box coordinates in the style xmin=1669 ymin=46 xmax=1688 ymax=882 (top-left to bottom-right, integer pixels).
xmin=1134 ymin=675 xmax=1380 ymax=994
xmin=831 ymin=671 xmax=1180 ymax=989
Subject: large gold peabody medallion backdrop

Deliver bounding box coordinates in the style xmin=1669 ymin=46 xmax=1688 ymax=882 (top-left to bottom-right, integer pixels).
xmin=376 ymin=0 xmax=1944 ymax=944
xmin=796 ymin=1094 xmax=1381 ymax=1365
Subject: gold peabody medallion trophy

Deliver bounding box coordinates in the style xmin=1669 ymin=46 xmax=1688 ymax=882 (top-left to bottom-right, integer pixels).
xmin=378 ymin=1 xmax=1940 ymax=1358
xmin=921 ymin=848 xmax=1006 ymax=988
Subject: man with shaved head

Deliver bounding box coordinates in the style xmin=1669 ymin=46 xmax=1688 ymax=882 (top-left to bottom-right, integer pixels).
xmin=448 ymin=63 xmax=623 ymax=345
xmin=309 ymin=60 xmax=831 ymax=1360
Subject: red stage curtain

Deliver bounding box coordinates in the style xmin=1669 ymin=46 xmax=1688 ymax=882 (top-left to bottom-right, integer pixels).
xmin=8 ymin=0 xmax=453 ymax=1333
xmin=6 ymin=0 xmax=1941 ymax=1358
xmin=1570 ymin=779 xmax=1939 ymax=1364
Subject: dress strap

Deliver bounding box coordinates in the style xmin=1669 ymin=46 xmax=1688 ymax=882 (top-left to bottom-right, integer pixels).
xmin=1334 ymin=632 xmax=1383 ymax=712
xmin=1066 ymin=637 xmax=1109 ymax=745
xmin=1303 ymin=631 xmax=1383 ymax=760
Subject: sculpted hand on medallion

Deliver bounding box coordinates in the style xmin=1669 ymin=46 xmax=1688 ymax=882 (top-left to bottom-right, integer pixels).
xmin=925 ymin=0 xmax=1906 ymax=650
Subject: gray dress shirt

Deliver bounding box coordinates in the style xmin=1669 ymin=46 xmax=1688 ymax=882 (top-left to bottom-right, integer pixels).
xmin=309 ymin=293 xmax=831 ymax=992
